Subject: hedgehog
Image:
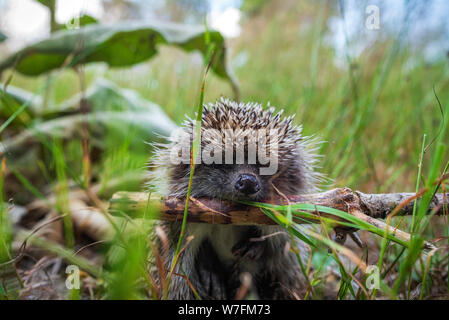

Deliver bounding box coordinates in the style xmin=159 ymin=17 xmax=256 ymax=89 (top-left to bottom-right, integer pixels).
xmin=148 ymin=98 xmax=323 ymax=299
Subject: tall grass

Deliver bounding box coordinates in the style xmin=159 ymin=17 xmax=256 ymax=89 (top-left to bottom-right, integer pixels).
xmin=1 ymin=0 xmax=449 ymax=299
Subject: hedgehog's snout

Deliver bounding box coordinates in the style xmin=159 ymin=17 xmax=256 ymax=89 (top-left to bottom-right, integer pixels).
xmin=234 ymin=173 xmax=261 ymax=196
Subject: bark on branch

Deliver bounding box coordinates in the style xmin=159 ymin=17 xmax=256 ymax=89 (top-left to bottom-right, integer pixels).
xmin=109 ymin=188 xmax=448 ymax=250
xmin=109 ymin=188 xmax=448 ymax=223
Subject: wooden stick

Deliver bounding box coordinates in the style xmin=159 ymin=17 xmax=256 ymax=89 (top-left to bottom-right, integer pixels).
xmin=109 ymin=188 xmax=448 ymax=223
xmin=109 ymin=188 xmax=448 ymax=251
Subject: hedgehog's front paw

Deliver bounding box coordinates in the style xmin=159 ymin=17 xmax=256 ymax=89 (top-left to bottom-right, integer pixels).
xmin=232 ymin=226 xmax=266 ymax=261
xmin=232 ymin=238 xmax=265 ymax=260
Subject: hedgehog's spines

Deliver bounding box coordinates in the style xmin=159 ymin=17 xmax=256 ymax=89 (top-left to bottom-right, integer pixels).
xmin=148 ymin=99 xmax=324 ymax=196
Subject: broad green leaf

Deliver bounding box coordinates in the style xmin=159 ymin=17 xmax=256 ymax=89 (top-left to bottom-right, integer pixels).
xmin=0 ymin=85 xmax=42 ymax=126
xmin=3 ymin=79 xmax=176 ymax=156
xmin=4 ymin=110 xmax=172 ymax=155
xmin=0 ymin=85 xmax=41 ymax=109
xmin=49 ymin=78 xmax=177 ymax=116
xmin=0 ymin=21 xmax=238 ymax=89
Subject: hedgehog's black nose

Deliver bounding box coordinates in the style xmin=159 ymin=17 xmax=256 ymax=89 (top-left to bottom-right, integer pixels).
xmin=234 ymin=174 xmax=261 ymax=195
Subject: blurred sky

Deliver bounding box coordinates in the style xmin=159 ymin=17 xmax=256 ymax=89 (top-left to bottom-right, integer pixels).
xmin=0 ymin=0 xmax=242 ymax=50
xmin=0 ymin=0 xmax=448 ymax=65
xmin=329 ymin=0 xmax=449 ymax=65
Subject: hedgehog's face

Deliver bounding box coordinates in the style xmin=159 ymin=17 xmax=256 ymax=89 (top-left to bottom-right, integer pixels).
xmin=159 ymin=99 xmax=321 ymax=200
xmin=178 ymin=157 xmax=308 ymax=201
xmin=190 ymin=163 xmax=267 ymax=201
